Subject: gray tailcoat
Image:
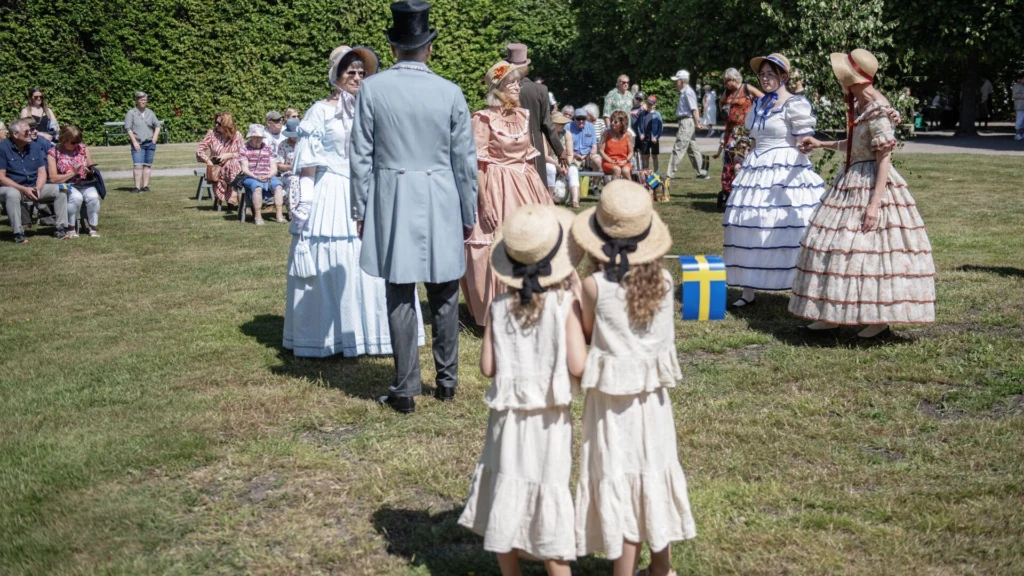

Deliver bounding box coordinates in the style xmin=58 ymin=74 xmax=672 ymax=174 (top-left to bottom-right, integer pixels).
xmin=351 ymin=61 xmax=479 ymax=284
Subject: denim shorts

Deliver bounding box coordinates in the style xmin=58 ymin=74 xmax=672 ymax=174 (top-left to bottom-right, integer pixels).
xmin=131 ymin=140 xmax=156 ymax=166
xmin=243 ymin=176 xmax=283 ymax=200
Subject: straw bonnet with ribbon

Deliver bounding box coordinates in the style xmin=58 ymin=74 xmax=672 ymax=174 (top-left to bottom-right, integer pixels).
xmin=830 ymin=48 xmax=878 ymax=89
xmin=490 ymin=205 xmax=581 ymax=304
xmin=571 ymin=180 xmax=672 ymax=283
xmin=328 ymin=45 xmax=380 ymax=86
xmin=485 ymin=59 xmax=527 ymax=90
xmin=749 ymin=53 xmax=791 ymax=75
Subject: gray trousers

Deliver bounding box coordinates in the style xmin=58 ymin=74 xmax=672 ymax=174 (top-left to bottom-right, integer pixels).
xmin=386 ymin=280 xmax=460 ymax=398
xmin=666 ymin=117 xmax=706 ymax=178
xmin=1 ymin=184 xmax=67 ymax=234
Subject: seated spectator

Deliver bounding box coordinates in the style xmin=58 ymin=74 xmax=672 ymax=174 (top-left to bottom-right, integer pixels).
xmin=560 ymin=104 xmax=575 ymax=119
xmin=276 ymin=118 xmax=300 ymax=206
xmin=283 ymin=108 xmax=301 ymax=121
xmin=47 ymin=125 xmax=101 ymax=238
xmin=20 ymin=88 xmax=58 ymax=141
xmin=0 ymin=121 xmax=8 ymax=141
xmin=125 ymin=91 xmax=161 ymax=193
xmin=584 ymin=102 xmax=605 ymax=142
xmin=239 ymin=124 xmax=284 ymax=225
xmin=196 ymin=112 xmax=244 ymax=206
xmin=264 ymin=110 xmax=286 ymax=155
xmin=568 ymin=108 xmax=602 ymax=172
xmin=27 ymin=119 xmax=54 ymax=153
xmin=544 ymin=112 xmax=581 ymax=207
xmin=0 ymin=119 xmax=69 ymax=243
xmin=600 ymin=110 xmax=634 ymax=180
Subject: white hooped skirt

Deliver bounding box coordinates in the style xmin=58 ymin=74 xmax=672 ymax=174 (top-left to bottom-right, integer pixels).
xmin=283 ymin=170 xmax=424 ymax=357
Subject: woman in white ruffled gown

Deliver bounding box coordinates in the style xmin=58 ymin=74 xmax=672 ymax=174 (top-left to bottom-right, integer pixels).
xmin=283 ymin=45 xmax=423 ymax=357
xmin=722 ymin=53 xmax=825 ymax=308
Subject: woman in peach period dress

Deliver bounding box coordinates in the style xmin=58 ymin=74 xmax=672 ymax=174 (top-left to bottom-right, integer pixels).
xmin=462 ymin=60 xmax=554 ymax=327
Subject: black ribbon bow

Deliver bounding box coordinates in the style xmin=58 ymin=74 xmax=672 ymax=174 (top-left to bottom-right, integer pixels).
xmin=593 ymin=214 xmax=651 ymax=283
xmin=509 ymin=227 xmax=563 ymax=304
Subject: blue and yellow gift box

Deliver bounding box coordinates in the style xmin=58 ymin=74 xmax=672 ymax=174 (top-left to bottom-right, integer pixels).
xmin=679 ymin=255 xmax=727 ymax=321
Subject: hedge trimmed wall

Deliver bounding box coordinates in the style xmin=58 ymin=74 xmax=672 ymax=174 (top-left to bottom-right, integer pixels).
xmin=0 ymin=0 xmax=576 ymax=145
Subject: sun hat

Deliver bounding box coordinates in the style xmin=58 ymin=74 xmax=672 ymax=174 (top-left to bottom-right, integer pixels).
xmin=485 ymin=59 xmax=527 ymax=89
xmin=265 ymin=110 xmax=283 ymax=121
xmin=551 ymin=111 xmax=571 ymax=125
xmin=829 ymin=49 xmax=878 ymax=89
xmin=282 ymin=118 xmax=301 ymax=138
xmin=490 ymin=205 xmax=581 ymax=302
xmin=573 ymin=108 xmax=588 ymax=119
xmin=328 ymin=45 xmax=380 ymax=86
xmin=750 ymin=53 xmax=791 ymax=75
xmin=670 ymin=69 xmax=690 ymax=82
xmin=246 ymin=124 xmax=266 ymax=138
xmin=571 ymin=180 xmax=672 ymax=282
xmin=635 ymin=91 xmax=646 ymax=100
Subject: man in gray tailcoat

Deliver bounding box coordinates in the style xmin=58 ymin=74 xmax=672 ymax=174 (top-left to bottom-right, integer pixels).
xmin=351 ymin=0 xmax=478 ymax=414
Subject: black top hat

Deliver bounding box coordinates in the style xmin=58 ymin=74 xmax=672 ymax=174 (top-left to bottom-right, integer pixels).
xmin=386 ymin=1 xmax=438 ymax=51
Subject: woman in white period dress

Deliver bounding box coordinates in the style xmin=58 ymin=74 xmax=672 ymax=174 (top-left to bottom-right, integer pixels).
xmin=283 ymin=45 xmax=423 ymax=357
xmin=701 ymin=85 xmax=717 ymax=136
xmin=722 ymin=53 xmax=825 ymax=308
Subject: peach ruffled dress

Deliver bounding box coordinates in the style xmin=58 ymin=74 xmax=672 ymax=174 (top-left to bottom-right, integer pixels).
xmin=461 ymin=107 xmax=553 ymax=326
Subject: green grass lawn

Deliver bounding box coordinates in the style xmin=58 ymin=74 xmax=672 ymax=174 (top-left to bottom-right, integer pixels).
xmin=1 ymin=154 xmax=1022 ymax=575
xmin=89 ymin=142 xmax=204 ymax=172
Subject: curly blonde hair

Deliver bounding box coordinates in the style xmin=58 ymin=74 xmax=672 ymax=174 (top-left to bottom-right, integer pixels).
xmin=589 ymin=258 xmax=669 ymax=327
xmin=507 ymin=279 xmax=573 ymax=329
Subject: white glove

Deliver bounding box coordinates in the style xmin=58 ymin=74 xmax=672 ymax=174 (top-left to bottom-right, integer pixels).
xmin=291 ymin=176 xmax=314 ymax=227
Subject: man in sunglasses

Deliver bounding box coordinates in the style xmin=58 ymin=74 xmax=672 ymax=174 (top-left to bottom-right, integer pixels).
xmin=568 ymin=109 xmax=601 ymax=171
xmin=603 ymin=74 xmax=634 ymax=127
xmin=0 ymin=119 xmax=69 ymax=243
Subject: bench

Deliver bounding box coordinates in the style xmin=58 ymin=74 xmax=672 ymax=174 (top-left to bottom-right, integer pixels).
xmin=103 ymin=121 xmax=169 ymax=146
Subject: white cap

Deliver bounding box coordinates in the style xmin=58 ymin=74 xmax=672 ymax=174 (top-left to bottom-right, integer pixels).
xmin=670 ymin=69 xmax=690 ymax=81
xmin=246 ymin=123 xmax=266 ymax=138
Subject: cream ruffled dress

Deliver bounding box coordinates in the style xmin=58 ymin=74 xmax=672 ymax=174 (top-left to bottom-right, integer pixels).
xmin=789 ymin=101 xmax=936 ymax=324
xmin=575 ymin=270 xmax=696 ymax=560
xmin=458 ymin=290 xmax=578 ymax=561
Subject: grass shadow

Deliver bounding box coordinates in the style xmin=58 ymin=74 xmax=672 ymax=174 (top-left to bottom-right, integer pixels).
xmin=688 ymin=200 xmax=722 ymax=214
xmin=371 ymin=506 xmax=613 ymax=575
xmin=956 ymin=264 xmax=1024 ymax=279
xmin=728 ymin=290 xmax=915 ymax=348
xmin=240 ymin=314 xmax=396 ymax=401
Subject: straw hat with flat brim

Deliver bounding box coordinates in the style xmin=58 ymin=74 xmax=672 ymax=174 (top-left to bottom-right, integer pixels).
xmin=750 ymin=53 xmax=791 ymax=75
xmin=551 ymin=111 xmax=571 ymax=125
xmin=830 ymin=49 xmax=878 ymax=89
xmin=329 ymin=45 xmax=380 ymax=86
xmin=571 ymin=180 xmax=672 ymax=269
xmin=491 ymin=205 xmax=581 ymax=292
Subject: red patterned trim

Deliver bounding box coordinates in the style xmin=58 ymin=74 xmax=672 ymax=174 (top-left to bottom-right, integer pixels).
xmin=789 ymin=310 xmax=935 ymax=326
xmin=811 ymin=223 xmax=928 ymax=232
xmin=791 ymin=291 xmax=936 ymax=305
xmin=796 ymin=266 xmax=935 ymax=279
xmin=798 ymin=244 xmax=932 ymax=255
xmin=819 ymin=201 xmax=916 ymax=210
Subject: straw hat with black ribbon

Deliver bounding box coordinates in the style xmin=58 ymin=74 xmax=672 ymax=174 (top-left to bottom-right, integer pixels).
xmin=328 ymin=45 xmax=380 ymax=87
xmin=571 ymin=180 xmax=672 ymax=283
xmin=490 ymin=205 xmax=581 ymax=304
xmin=829 ymin=49 xmax=878 ymax=89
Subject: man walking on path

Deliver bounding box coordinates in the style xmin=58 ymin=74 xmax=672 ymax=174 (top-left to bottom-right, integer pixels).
xmin=506 ymin=43 xmax=567 ymax=176
xmin=664 ymin=69 xmax=708 ymax=195
xmin=603 ymin=74 xmax=634 ymax=126
xmin=351 ymin=0 xmax=479 ymax=414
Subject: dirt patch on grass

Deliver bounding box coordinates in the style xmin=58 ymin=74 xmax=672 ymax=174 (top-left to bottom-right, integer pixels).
xmin=991 ymin=394 xmax=1024 ymax=419
xmin=300 ymin=424 xmax=361 ymax=449
xmin=918 ymin=399 xmax=966 ymax=420
xmin=861 ymin=446 xmax=907 ymax=462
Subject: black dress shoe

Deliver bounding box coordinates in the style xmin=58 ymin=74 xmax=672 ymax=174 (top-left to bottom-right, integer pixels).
xmin=434 ymin=386 xmax=456 ymax=402
xmin=378 ymin=395 xmax=415 ymax=414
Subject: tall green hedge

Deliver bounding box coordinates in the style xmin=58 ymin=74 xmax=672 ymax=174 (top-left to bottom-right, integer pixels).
xmin=0 ymin=0 xmax=577 ymax=145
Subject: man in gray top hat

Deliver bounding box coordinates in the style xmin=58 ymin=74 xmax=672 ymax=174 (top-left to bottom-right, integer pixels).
xmin=351 ymin=0 xmax=478 ymax=414
xmin=506 ymin=43 xmax=566 ymax=176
